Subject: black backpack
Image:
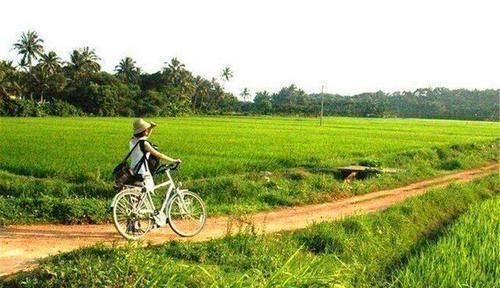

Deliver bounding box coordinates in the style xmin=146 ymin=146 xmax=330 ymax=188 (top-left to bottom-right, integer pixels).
xmin=112 ymin=140 xmax=160 ymax=191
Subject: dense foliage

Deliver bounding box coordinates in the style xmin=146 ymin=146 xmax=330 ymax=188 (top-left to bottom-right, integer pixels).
xmin=307 ymin=88 xmax=500 ymax=120
xmin=1 ymin=31 xmax=498 ymax=120
xmin=3 ymin=176 xmax=497 ymax=287
xmin=0 ymin=31 xmax=239 ymax=117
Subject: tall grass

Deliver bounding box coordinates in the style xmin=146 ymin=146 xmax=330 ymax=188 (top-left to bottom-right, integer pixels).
xmin=388 ymin=196 xmax=500 ymax=287
xmin=0 ymin=117 xmax=498 ymax=224
xmin=3 ymin=174 xmax=497 ymax=287
xmin=0 ymin=139 xmax=497 ymax=225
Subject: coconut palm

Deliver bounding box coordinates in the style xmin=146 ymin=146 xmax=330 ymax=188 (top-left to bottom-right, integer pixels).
xmin=13 ymin=30 xmax=45 ymax=99
xmin=34 ymin=52 xmax=64 ymax=102
xmin=39 ymin=51 xmax=62 ymax=75
xmin=192 ymin=76 xmax=212 ymax=113
xmin=67 ymin=47 xmax=101 ymax=79
xmin=115 ymin=57 xmax=141 ymax=84
xmin=13 ymin=31 xmax=44 ymax=69
xmin=164 ymin=57 xmax=194 ymax=98
xmin=240 ymin=87 xmax=251 ymax=101
xmin=31 ymin=66 xmax=50 ymax=102
xmin=0 ymin=60 xmax=21 ymax=98
xmin=220 ymin=67 xmax=233 ymax=82
xmin=164 ymin=57 xmax=186 ymax=85
xmin=210 ymin=77 xmax=225 ymax=108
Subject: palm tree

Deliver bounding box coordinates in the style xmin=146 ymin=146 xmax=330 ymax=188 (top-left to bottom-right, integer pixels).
xmin=164 ymin=57 xmax=186 ymax=85
xmin=192 ymin=76 xmax=212 ymax=113
xmin=210 ymin=77 xmax=224 ymax=108
xmin=13 ymin=31 xmax=44 ymax=69
xmin=115 ymin=57 xmax=141 ymax=84
xmin=240 ymin=87 xmax=251 ymax=101
xmin=67 ymin=47 xmax=101 ymax=79
xmin=13 ymin=30 xmax=44 ymax=99
xmin=35 ymin=51 xmax=63 ymax=102
xmin=164 ymin=57 xmax=194 ymax=98
xmin=31 ymin=67 xmax=50 ymax=102
xmin=220 ymin=67 xmax=233 ymax=82
xmin=39 ymin=51 xmax=62 ymax=75
xmin=0 ymin=60 xmax=21 ymax=99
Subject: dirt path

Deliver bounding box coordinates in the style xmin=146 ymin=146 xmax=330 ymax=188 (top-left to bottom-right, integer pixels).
xmin=1 ymin=163 xmax=498 ymax=276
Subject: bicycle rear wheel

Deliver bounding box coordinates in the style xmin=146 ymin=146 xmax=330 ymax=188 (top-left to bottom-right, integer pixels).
xmin=168 ymin=191 xmax=207 ymax=237
xmin=113 ymin=189 xmax=154 ymax=240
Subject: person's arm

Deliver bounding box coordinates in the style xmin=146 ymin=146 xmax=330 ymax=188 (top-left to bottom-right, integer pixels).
xmin=143 ymin=141 xmax=180 ymax=162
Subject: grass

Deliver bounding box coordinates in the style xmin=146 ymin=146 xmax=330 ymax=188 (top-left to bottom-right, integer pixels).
xmin=2 ymin=174 xmax=498 ymax=287
xmin=388 ymin=196 xmax=500 ymax=287
xmin=0 ymin=116 xmax=498 ymax=224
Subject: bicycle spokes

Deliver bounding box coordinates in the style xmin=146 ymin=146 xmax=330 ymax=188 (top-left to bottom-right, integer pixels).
xmin=113 ymin=190 xmax=154 ymax=240
xmin=113 ymin=184 xmax=206 ymax=239
xmin=168 ymin=191 xmax=206 ymax=237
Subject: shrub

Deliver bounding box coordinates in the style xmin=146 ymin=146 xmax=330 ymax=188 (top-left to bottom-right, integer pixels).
xmin=47 ymin=99 xmax=83 ymax=116
xmin=297 ymin=223 xmax=346 ymax=254
xmin=285 ymin=168 xmax=311 ymax=180
xmin=0 ymin=98 xmax=83 ymax=117
xmin=439 ymin=159 xmax=463 ymax=170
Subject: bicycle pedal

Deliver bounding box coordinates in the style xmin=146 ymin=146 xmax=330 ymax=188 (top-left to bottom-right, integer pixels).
xmin=153 ymin=213 xmax=168 ymax=227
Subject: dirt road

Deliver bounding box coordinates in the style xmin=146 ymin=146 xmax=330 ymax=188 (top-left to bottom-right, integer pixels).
xmin=1 ymin=163 xmax=498 ymax=276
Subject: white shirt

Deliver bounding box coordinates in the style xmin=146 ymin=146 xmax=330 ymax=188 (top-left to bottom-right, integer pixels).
xmin=130 ymin=137 xmax=151 ymax=176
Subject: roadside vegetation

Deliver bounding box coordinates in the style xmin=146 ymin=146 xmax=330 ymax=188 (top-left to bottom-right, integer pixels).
xmin=2 ymin=174 xmax=497 ymax=287
xmin=0 ymin=117 xmax=497 ymax=225
xmin=388 ymin=196 xmax=499 ymax=287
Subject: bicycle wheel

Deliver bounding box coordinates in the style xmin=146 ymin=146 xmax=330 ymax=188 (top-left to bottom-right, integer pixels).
xmin=168 ymin=191 xmax=207 ymax=237
xmin=113 ymin=189 xmax=154 ymax=240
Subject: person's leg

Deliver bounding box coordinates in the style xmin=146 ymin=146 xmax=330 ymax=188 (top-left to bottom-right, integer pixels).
xmin=142 ymin=174 xmax=155 ymax=192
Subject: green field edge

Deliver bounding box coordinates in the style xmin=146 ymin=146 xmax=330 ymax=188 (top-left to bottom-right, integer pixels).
xmin=1 ymin=140 xmax=498 ymax=225
xmin=2 ymin=173 xmax=498 ymax=287
xmin=385 ymin=196 xmax=500 ymax=287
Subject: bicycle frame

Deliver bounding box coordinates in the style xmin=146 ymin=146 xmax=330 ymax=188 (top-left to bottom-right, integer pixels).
xmin=112 ymin=163 xmax=207 ymax=239
xmin=111 ymin=168 xmax=181 ymax=215
xmin=144 ymin=169 xmax=178 ymax=214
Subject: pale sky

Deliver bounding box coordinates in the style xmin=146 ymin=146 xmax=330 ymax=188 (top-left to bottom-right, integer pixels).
xmin=1 ymin=0 xmax=499 ymax=97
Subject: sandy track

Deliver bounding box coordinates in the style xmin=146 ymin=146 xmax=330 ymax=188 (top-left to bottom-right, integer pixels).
xmin=1 ymin=163 xmax=498 ymax=276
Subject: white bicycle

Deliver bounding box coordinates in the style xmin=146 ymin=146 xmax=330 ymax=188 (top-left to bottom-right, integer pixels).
xmin=111 ymin=162 xmax=206 ymax=240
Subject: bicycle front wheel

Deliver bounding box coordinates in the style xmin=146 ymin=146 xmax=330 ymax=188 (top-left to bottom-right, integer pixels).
xmin=168 ymin=191 xmax=207 ymax=237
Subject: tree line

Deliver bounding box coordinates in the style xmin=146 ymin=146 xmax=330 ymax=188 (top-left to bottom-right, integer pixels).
xmin=0 ymin=31 xmax=239 ymax=117
xmin=249 ymin=85 xmax=499 ymax=121
xmin=1 ymin=31 xmax=498 ymax=120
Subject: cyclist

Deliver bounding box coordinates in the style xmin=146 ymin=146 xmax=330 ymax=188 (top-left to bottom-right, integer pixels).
xmin=130 ymin=118 xmax=181 ymax=192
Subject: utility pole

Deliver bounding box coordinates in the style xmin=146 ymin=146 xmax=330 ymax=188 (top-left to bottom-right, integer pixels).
xmin=320 ymin=85 xmax=324 ymax=126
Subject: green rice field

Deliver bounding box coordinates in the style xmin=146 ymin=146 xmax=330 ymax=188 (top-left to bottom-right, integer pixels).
xmin=389 ymin=195 xmax=499 ymax=287
xmin=1 ymin=117 xmax=498 ymax=180
xmin=0 ymin=116 xmax=498 ymax=224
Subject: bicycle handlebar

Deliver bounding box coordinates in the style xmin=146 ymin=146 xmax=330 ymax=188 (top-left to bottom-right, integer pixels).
xmin=166 ymin=160 xmax=181 ymax=171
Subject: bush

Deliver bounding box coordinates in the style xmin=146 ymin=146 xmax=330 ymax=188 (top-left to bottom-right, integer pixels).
xmin=285 ymin=168 xmax=311 ymax=180
xmin=439 ymin=159 xmax=463 ymax=170
xmin=0 ymin=98 xmax=82 ymax=117
xmin=297 ymin=224 xmax=346 ymax=254
xmin=47 ymin=99 xmax=83 ymax=116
